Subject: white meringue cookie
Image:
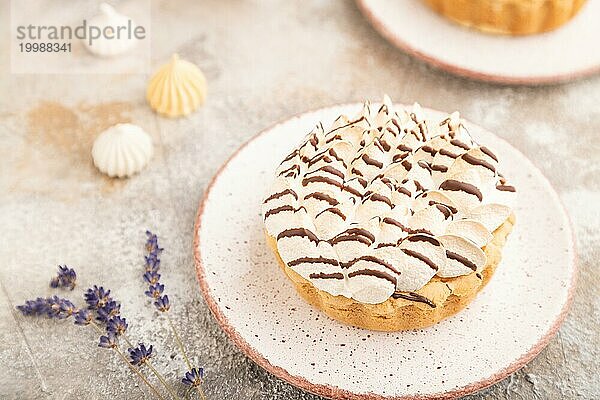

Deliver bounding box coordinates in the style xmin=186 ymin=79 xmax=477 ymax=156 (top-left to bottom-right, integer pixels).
xmin=84 ymin=3 xmax=138 ymax=57
xmin=91 ymin=123 xmax=153 ymax=178
xmin=412 ymin=190 xmax=457 ymax=214
xmin=408 ymin=205 xmax=448 ymax=236
xmin=398 ymin=234 xmax=447 ymax=290
xmin=466 ymin=203 xmax=512 ymax=232
xmin=146 ymin=54 xmax=207 ymax=117
xmin=437 ymin=234 xmax=487 ymax=277
xmin=445 ymin=219 xmax=493 ymax=247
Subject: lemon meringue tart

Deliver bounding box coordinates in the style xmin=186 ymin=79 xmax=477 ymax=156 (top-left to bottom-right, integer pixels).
xmin=262 ymin=97 xmax=516 ymax=331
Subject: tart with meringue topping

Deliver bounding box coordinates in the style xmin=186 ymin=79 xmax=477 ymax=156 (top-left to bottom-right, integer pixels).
xmin=262 ymin=97 xmax=516 ymax=331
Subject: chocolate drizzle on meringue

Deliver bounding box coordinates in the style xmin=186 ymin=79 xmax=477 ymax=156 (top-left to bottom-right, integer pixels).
xmin=461 ymin=153 xmax=496 ymax=173
xmin=277 ymin=228 xmax=319 ymax=244
xmin=348 ymin=269 xmax=396 ymax=285
xmin=401 ymin=249 xmax=439 ymax=271
xmin=316 ymin=207 xmax=346 ymax=220
xmin=450 ymin=139 xmax=470 ymax=150
xmin=480 ymin=146 xmax=498 ymax=162
xmin=306 ymin=165 xmax=345 ymax=179
xmin=361 ymin=154 xmax=384 ymax=168
xmin=309 ymin=272 xmax=344 ymax=280
xmin=264 ymin=205 xmax=305 ymax=219
xmin=392 ymin=291 xmax=436 ymax=308
xmin=263 ymin=99 xmax=516 ymax=304
xmin=439 ymin=180 xmax=483 ymax=201
xmin=343 ymin=255 xmax=399 ymax=274
xmin=264 ymin=189 xmax=298 ymax=203
xmin=405 ymin=234 xmax=441 ymax=246
xmin=304 ymin=192 xmax=339 ymax=205
xmin=496 ymin=184 xmax=516 ymax=192
xmin=289 ymin=257 xmax=338 ymax=267
xmin=446 ymin=250 xmax=478 ymax=271
xmin=302 ymin=175 xmax=342 ymax=188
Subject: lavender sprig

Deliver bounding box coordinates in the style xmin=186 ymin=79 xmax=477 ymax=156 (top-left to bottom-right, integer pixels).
xmin=182 ymin=367 xmax=204 ymax=387
xmin=83 ymin=285 xmax=111 ymax=310
xmin=144 ymin=231 xmax=170 ymax=314
xmin=98 ymin=332 xmax=118 ymax=349
xmin=74 ymin=309 xmax=92 ymax=325
xmin=57 ymin=299 xmax=77 ymax=319
xmin=50 ymin=265 xmax=77 ymax=290
xmin=90 ymin=288 xmax=176 ymax=400
xmin=128 ymin=343 xmax=153 ymax=365
xmin=17 ymin=296 xmax=77 ymax=319
xmin=144 ymin=271 xmax=161 ymax=285
xmin=16 ymin=297 xmax=52 ymax=316
xmin=96 ymin=300 xmax=121 ymax=323
xmin=90 ymin=286 xmax=178 ymax=399
xmin=17 ymin=284 xmax=166 ymax=400
xmin=16 ymin=230 xmax=210 ymax=400
xmin=107 ymin=316 xmax=128 ymax=336
xmin=129 ymin=342 xmax=180 ymax=400
xmin=145 ymin=283 xmax=164 ymax=299
xmin=144 ymin=231 xmax=207 ymax=399
xmin=154 ymin=295 xmax=170 ymax=312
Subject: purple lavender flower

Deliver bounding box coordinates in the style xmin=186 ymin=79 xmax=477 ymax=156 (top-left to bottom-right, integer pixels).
xmin=144 ymin=283 xmax=164 ymax=299
xmin=154 ymin=295 xmax=170 ymax=312
xmin=107 ymin=316 xmax=128 ymax=336
xmin=50 ymin=265 xmax=77 ymax=290
xmin=128 ymin=343 xmax=153 ymax=365
xmin=143 ymin=271 xmax=161 ymax=285
xmin=143 ymin=231 xmax=171 ymax=313
xmin=144 ymin=254 xmax=161 ymax=272
xmin=57 ymin=299 xmax=77 ymax=319
xmin=145 ymin=231 xmax=164 ymax=254
xmin=96 ymin=300 xmax=121 ymax=323
xmin=84 ymin=285 xmax=111 ymax=310
xmin=46 ymin=297 xmax=77 ymax=319
xmin=17 ymin=297 xmax=49 ymax=316
xmin=17 ymin=296 xmax=77 ymax=319
xmin=182 ymin=367 xmax=204 ymax=387
xmin=74 ymin=309 xmax=92 ymax=325
xmin=45 ymin=296 xmax=62 ymax=317
xmin=98 ymin=333 xmax=118 ymax=349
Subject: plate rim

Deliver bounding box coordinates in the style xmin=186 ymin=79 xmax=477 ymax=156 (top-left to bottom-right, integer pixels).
xmin=193 ymin=104 xmax=578 ymax=399
xmin=355 ymin=0 xmax=600 ymax=85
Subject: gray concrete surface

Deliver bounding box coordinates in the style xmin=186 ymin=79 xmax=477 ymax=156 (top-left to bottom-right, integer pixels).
xmin=0 ymin=1 xmax=598 ymax=399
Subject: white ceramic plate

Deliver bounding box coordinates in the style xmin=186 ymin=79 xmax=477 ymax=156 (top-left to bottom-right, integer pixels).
xmin=356 ymin=0 xmax=600 ymax=84
xmin=194 ymin=104 xmax=576 ymax=399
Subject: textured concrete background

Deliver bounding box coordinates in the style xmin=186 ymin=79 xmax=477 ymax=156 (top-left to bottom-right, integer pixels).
xmin=0 ymin=0 xmax=599 ymax=399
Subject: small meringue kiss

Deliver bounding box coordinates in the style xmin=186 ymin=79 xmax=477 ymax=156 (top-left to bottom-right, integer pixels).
xmin=92 ymin=123 xmax=153 ymax=178
xmin=146 ymin=54 xmax=207 ymax=117
xmin=83 ymin=3 xmax=138 ymax=57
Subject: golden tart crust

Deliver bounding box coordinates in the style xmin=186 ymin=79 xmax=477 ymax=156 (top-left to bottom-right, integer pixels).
xmin=422 ymin=0 xmax=587 ymax=35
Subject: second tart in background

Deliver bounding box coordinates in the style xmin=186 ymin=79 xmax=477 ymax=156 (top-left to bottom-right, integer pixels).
xmin=422 ymin=0 xmax=587 ymax=35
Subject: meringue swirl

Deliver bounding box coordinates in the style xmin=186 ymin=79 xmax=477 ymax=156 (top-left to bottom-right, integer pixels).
xmin=263 ymin=97 xmax=516 ymax=304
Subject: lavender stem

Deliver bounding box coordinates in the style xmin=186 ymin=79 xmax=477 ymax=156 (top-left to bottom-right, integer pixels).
xmin=147 ymin=361 xmax=181 ymax=400
xmin=114 ymin=346 xmax=166 ymax=400
xmin=166 ymin=314 xmax=207 ymax=399
xmin=121 ymin=333 xmax=180 ymax=400
xmin=166 ymin=313 xmax=192 ymax=370
xmin=89 ymin=321 xmax=164 ymax=400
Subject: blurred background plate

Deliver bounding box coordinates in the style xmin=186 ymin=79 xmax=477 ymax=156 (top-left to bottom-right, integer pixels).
xmin=356 ymin=0 xmax=600 ymax=84
xmin=194 ymin=104 xmax=576 ymax=399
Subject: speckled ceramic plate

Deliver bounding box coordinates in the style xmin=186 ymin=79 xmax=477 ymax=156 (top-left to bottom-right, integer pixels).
xmin=193 ymin=104 xmax=576 ymax=399
xmin=356 ymin=0 xmax=600 ymax=84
